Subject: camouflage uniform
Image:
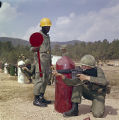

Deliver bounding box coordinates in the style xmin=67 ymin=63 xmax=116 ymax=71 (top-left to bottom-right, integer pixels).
xmin=62 ymin=55 xmax=108 ymax=118
xmin=31 ymin=18 xmax=52 ymax=107
xmin=47 ymin=53 xmax=52 ymax=85
xmin=21 ymin=63 xmax=35 ymax=83
xmin=62 ymin=67 xmax=107 ymax=117
xmin=32 ymin=30 xmax=51 ymax=95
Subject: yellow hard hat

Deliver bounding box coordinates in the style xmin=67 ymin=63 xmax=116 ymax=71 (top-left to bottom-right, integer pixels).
xmin=40 ymin=18 xmax=52 ymax=27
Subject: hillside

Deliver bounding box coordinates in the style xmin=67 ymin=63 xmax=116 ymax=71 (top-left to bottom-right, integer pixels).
xmin=0 ymin=37 xmax=30 ymax=46
xmin=51 ymin=40 xmax=82 ymax=48
xmin=0 ymin=37 xmax=81 ymax=47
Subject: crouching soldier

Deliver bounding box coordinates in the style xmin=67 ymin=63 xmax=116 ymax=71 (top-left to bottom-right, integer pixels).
xmin=21 ymin=59 xmax=35 ymax=84
xmin=53 ymin=54 xmax=109 ymax=118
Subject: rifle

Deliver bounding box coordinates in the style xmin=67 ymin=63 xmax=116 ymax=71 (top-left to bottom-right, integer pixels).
xmin=57 ymin=66 xmax=84 ymax=79
xmin=18 ymin=64 xmax=26 ymax=68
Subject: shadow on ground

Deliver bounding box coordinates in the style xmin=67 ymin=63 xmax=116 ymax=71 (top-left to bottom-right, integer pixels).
xmin=78 ymin=104 xmax=118 ymax=117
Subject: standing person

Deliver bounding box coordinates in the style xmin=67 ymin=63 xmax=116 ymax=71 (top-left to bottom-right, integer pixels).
xmin=53 ymin=55 xmax=109 ymax=118
xmin=31 ymin=18 xmax=52 ymax=107
xmin=21 ymin=59 xmax=35 ymax=84
xmin=60 ymin=45 xmax=68 ymax=56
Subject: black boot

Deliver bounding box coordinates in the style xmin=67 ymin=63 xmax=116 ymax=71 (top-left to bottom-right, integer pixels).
xmin=40 ymin=93 xmax=52 ymax=104
xmin=42 ymin=97 xmax=52 ymax=104
xmin=63 ymin=103 xmax=79 ymax=117
xmin=26 ymin=79 xmax=32 ymax=84
xmin=33 ymin=95 xmax=47 ymax=107
xmin=47 ymin=81 xmax=51 ymax=85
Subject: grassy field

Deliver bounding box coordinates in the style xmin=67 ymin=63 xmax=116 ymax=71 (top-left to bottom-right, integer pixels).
xmin=102 ymin=66 xmax=119 ymax=87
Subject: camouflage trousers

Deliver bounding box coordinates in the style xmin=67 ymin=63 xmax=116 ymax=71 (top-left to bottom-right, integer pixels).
xmin=71 ymin=85 xmax=105 ymax=118
xmin=34 ymin=58 xmax=50 ymax=95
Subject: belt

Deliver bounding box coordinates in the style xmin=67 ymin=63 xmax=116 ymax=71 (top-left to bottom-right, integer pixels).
xmin=40 ymin=51 xmax=50 ymax=54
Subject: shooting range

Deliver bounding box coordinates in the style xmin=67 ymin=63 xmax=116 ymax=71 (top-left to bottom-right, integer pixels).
xmin=0 ymin=0 xmax=119 ymax=120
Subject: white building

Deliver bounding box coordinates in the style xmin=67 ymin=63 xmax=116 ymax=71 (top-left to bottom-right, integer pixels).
xmin=52 ymin=55 xmax=62 ymax=65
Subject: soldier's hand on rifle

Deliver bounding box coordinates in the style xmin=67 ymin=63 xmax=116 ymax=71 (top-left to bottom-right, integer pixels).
xmin=76 ymin=74 xmax=90 ymax=81
xmin=52 ymin=70 xmax=59 ymax=76
xmin=52 ymin=70 xmax=65 ymax=79
xmin=51 ymin=65 xmax=55 ymax=70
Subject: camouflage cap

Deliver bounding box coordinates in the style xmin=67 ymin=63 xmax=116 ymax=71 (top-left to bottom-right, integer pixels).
xmin=20 ymin=54 xmax=24 ymax=56
xmin=80 ymin=54 xmax=96 ymax=67
xmin=25 ymin=59 xmax=31 ymax=65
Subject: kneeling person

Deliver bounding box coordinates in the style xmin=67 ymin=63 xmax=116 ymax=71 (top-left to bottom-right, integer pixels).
xmin=53 ymin=55 xmax=109 ymax=118
xmin=21 ymin=59 xmax=35 ymax=84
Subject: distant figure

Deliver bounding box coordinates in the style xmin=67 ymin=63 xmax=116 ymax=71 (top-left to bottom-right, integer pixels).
xmin=47 ymin=55 xmax=62 ymax=85
xmin=50 ymin=55 xmax=62 ymax=84
xmin=4 ymin=62 xmax=8 ymax=74
xmin=17 ymin=60 xmax=25 ymax=83
xmin=21 ymin=59 xmax=35 ymax=84
xmin=60 ymin=45 xmax=68 ymax=56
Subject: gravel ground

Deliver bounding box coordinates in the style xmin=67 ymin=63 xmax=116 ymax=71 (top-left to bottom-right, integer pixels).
xmin=0 ymin=98 xmax=119 ymax=120
xmin=0 ymin=68 xmax=119 ymax=120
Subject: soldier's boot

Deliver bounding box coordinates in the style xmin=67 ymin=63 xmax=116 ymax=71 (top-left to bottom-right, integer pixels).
xmin=33 ymin=95 xmax=47 ymax=107
xmin=63 ymin=103 xmax=79 ymax=117
xmin=40 ymin=93 xmax=52 ymax=104
xmin=47 ymin=81 xmax=51 ymax=85
xmin=26 ymin=79 xmax=32 ymax=84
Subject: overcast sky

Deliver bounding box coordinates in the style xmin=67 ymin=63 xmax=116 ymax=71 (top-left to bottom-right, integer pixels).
xmin=0 ymin=0 xmax=119 ymax=42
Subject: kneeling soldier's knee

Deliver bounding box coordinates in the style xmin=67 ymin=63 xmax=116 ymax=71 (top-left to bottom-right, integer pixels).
xmin=92 ymin=111 xmax=104 ymax=118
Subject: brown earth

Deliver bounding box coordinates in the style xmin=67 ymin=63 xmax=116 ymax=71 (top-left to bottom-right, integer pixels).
xmin=0 ymin=66 xmax=119 ymax=120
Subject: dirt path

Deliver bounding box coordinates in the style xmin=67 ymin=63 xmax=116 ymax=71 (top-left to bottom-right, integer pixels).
xmin=0 ymin=72 xmax=119 ymax=120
